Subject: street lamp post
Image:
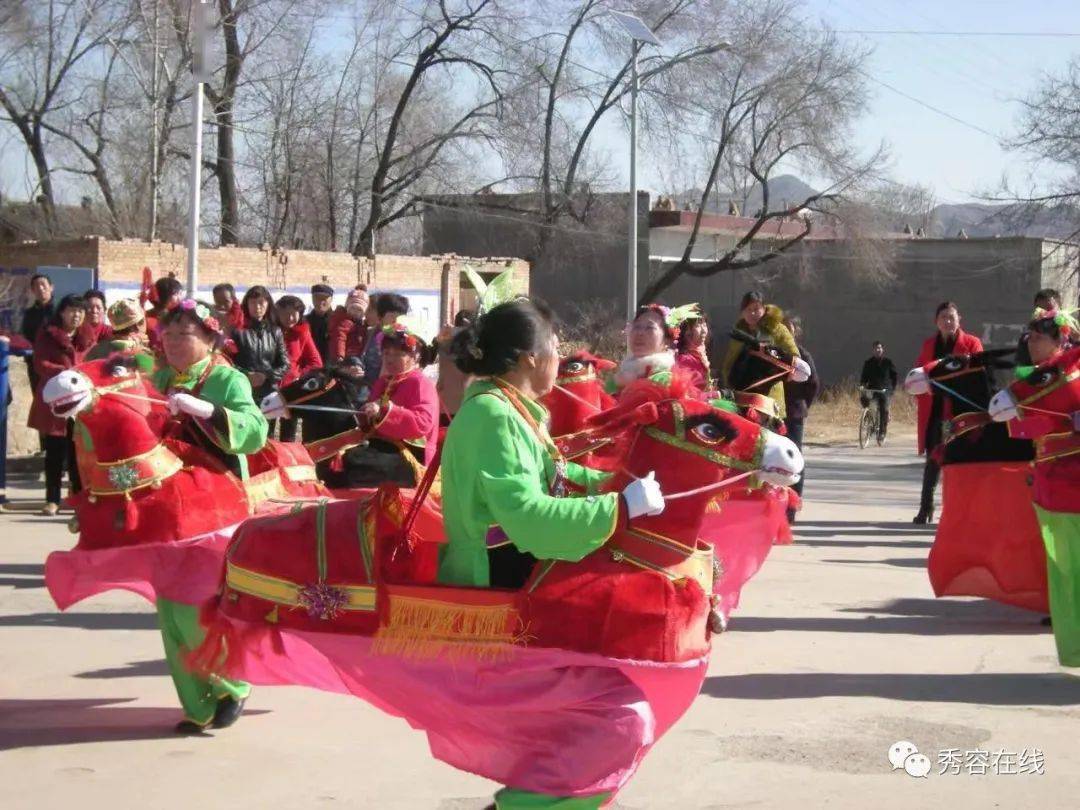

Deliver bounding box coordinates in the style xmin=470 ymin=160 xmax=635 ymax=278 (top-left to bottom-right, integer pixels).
xmin=610 ymin=11 xmax=661 ymax=319
xmin=187 ymin=0 xmax=212 ymax=298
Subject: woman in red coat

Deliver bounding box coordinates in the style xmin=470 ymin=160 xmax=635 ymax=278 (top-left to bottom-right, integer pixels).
xmin=29 ymin=294 xmax=94 ymax=515
xmin=912 ymin=301 xmax=984 ymax=523
xmin=276 ymin=295 xmax=323 ymax=442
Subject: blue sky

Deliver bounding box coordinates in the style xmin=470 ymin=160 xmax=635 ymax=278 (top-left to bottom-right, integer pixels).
xmin=4 ymin=1 xmax=1079 ymax=208
xmin=791 ymin=0 xmax=1080 ymax=202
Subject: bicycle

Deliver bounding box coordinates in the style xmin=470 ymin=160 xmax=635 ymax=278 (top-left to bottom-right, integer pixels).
xmin=858 ymin=387 xmax=887 ymax=449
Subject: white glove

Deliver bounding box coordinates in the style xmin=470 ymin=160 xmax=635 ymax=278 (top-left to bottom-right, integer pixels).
xmin=169 ymin=392 xmax=215 ymax=420
xmin=622 ymin=471 xmax=665 ymax=519
xmin=260 ymin=391 xmax=289 ymax=420
xmin=790 ymin=357 xmax=811 ymax=382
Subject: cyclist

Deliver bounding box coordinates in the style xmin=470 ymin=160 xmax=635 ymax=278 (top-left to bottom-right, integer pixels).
xmin=859 ymin=340 xmax=898 ymax=444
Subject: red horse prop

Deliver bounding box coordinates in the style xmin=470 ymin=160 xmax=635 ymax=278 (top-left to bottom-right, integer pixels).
xmin=41 ymin=354 xmax=328 ymax=609
xmin=189 ymin=376 xmax=803 ymax=802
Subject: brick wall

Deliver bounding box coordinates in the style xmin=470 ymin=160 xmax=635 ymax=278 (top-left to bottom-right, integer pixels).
xmin=1 ymin=237 xmax=528 ymax=324
xmin=0 ymin=237 xmax=100 ymax=272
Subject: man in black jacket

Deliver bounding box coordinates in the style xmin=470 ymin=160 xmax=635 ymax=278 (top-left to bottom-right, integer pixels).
xmin=306 ymin=283 xmax=334 ymax=364
xmin=859 ymin=341 xmax=898 ymax=443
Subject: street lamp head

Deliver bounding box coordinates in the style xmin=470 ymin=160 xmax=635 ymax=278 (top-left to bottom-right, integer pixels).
xmin=609 ymin=10 xmax=662 ymax=46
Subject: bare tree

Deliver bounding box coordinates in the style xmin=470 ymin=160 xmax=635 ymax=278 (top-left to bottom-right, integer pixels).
xmin=479 ymin=0 xmax=730 ymax=261
xmin=352 ymin=0 xmax=509 ymax=256
xmin=640 ymin=0 xmax=883 ymax=303
xmin=998 ymin=55 xmax=1080 ymax=248
xmin=0 ymin=0 xmax=124 ymax=228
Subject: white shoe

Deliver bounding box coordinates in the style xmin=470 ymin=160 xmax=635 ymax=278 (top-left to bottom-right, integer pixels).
xmin=40 ymin=502 xmax=60 ymax=516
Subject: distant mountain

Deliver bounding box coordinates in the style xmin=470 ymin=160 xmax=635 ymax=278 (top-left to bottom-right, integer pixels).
xmin=928 ymin=202 xmax=1079 ymax=240
xmin=739 ymin=175 xmax=821 ymax=215
xmin=675 ymin=174 xmax=822 ymax=216
xmin=672 ymin=173 xmax=1079 ymax=239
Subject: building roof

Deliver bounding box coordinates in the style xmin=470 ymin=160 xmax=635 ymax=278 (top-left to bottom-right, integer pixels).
xmin=648 ymin=208 xmax=843 ymax=240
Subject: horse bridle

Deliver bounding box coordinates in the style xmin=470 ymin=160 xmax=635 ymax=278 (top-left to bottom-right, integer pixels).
xmin=288 ymin=376 xmax=340 ymax=407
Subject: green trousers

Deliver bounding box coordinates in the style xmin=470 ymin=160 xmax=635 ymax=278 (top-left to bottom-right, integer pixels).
xmin=1036 ymin=507 xmax=1080 ymax=667
xmin=495 ymin=789 xmax=609 ymax=809
xmin=156 ymin=597 xmax=251 ymax=725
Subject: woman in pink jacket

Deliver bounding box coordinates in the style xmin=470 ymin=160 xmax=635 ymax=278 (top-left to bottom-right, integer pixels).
xmin=353 ymin=324 xmax=440 ymax=486
xmin=674 ymin=312 xmax=712 ymax=391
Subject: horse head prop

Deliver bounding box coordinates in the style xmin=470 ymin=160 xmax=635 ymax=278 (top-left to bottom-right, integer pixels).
xmin=990 ymin=346 xmax=1080 ymax=438
xmin=521 ymin=374 xmax=803 ymax=661
xmin=540 ymin=351 xmax=616 ymax=438
xmin=42 ymin=355 xmax=251 ymax=548
xmin=905 ymin=348 xmax=1033 ymax=463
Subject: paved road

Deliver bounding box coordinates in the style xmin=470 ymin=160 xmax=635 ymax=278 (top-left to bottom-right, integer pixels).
xmin=1 ymin=443 xmax=1077 ymax=809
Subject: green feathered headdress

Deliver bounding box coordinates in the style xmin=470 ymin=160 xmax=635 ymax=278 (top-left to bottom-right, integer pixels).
xmin=638 ymin=302 xmax=702 ymax=343
xmin=1030 ymin=306 xmax=1079 ymax=340
xmin=462 ymin=264 xmax=520 ymax=315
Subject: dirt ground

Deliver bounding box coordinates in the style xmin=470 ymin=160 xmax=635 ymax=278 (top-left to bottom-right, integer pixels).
xmin=1 ymin=442 xmax=1077 ymax=809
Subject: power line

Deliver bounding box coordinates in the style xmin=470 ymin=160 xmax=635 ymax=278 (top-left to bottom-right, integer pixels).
xmin=859 ymin=73 xmax=1001 ymax=141
xmin=833 ymin=29 xmax=1080 ymax=38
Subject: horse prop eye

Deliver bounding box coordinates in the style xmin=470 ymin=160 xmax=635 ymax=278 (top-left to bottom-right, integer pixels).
xmin=1029 ymin=368 xmax=1059 ymax=388
xmin=562 ymin=361 xmax=586 ymax=375
xmin=689 ymin=417 xmax=736 ymax=445
xmin=940 ymin=358 xmax=963 ymax=372
xmin=302 ymin=377 xmax=320 ymax=391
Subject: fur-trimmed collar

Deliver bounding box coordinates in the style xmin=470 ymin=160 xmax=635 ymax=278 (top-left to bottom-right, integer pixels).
xmin=614 ymin=350 xmax=675 ymax=387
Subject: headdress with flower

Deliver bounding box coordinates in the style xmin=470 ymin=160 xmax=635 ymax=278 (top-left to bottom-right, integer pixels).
xmin=1029 ymin=307 xmax=1079 ymax=341
xmin=381 ymin=323 xmax=425 ymax=354
xmin=107 ymin=298 xmax=145 ymax=331
xmin=176 ymin=298 xmax=222 ymax=334
xmin=636 ymin=302 xmax=702 ymax=344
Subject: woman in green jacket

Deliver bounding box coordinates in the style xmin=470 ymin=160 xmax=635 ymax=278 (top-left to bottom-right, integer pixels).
xmin=440 ymin=299 xmax=666 ymax=809
xmin=152 ymin=300 xmax=269 ymax=733
xmin=720 ymin=290 xmax=806 ymax=417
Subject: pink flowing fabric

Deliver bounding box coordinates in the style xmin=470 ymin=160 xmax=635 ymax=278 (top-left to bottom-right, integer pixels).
xmin=209 ymin=618 xmax=707 ymax=797
xmin=44 ymin=524 xmax=240 ymax=609
xmin=701 ymin=489 xmax=788 ymax=619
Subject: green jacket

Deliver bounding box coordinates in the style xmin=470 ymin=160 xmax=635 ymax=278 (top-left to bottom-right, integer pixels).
xmin=151 ymin=355 xmax=268 ymax=479
xmin=438 ymin=379 xmax=620 ymax=587
xmin=720 ymin=305 xmax=800 ymax=417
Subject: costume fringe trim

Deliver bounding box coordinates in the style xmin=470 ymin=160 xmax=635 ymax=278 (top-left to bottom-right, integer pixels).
xmin=373 ymin=595 xmax=525 ymax=662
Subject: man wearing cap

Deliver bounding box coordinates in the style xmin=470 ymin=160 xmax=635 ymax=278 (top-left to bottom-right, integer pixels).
xmin=328 ymin=285 xmax=370 ymax=363
xmin=86 ymin=298 xmax=152 ymax=362
xmin=306 ymin=283 xmax=334 ymax=364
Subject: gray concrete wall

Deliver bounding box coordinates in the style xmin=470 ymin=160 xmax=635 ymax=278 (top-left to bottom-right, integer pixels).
xmin=421 ymin=192 xmax=649 ymax=317
xmin=659 ymin=237 xmax=1055 ymax=384
xmin=423 ymin=199 xmax=1076 ymax=385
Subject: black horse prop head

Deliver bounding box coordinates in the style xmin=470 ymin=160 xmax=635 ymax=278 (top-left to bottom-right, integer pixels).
xmin=905 ymin=348 xmax=1034 ymax=464
xmin=727 ymin=328 xmax=794 ymax=393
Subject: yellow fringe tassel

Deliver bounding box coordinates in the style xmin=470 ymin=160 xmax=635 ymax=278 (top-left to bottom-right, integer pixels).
xmin=373 ymin=595 xmax=525 ymax=662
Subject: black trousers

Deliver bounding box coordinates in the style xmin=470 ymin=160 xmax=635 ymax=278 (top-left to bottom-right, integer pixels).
xmin=873 ymin=392 xmax=890 ymax=438
xmin=43 ymin=425 xmax=81 ymax=505
xmin=783 ymin=417 xmax=805 ymax=498
xmin=919 ymin=453 xmax=941 ymax=516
